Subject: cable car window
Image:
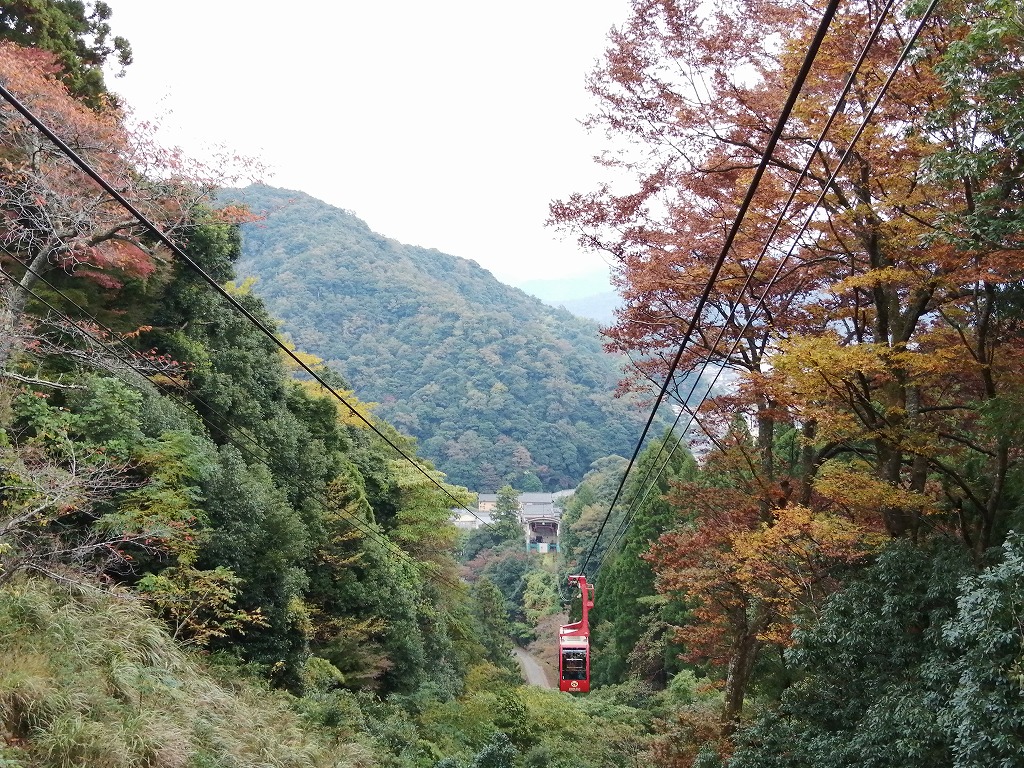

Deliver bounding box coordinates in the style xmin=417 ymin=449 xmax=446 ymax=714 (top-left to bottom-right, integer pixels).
xmin=561 ymin=649 xmax=587 ymax=680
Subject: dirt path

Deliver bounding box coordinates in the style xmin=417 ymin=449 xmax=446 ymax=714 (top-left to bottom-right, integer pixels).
xmin=513 ymin=646 xmax=553 ymax=689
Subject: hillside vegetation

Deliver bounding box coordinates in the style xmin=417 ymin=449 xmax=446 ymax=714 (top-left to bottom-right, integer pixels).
xmin=0 ymin=576 xmax=660 ymax=768
xmin=4 ymin=1 xmax=1024 ymax=767
xmin=0 ymin=580 xmax=357 ymax=767
xmin=0 ymin=29 xmax=651 ymax=765
xmin=221 ymin=184 xmax=652 ymax=491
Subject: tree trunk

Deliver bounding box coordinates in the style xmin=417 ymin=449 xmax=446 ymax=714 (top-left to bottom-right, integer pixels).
xmin=756 ymin=396 xmax=775 ymax=520
xmin=0 ymin=249 xmax=49 ymax=369
xmin=798 ymin=419 xmax=817 ymax=506
xmin=721 ymin=604 xmax=767 ymax=734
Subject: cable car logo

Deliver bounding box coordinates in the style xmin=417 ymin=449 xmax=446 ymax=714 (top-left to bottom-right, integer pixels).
xmin=570 ymin=681 xmax=579 ymax=689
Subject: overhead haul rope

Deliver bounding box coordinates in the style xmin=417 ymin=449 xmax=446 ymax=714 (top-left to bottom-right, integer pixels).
xmin=591 ymin=0 xmax=943 ymax=577
xmin=0 ymin=80 xmax=492 ymax=529
xmin=594 ymin=0 xmax=903 ymax=570
xmin=574 ymin=0 xmax=844 ymax=578
xmin=0 ymin=260 xmax=468 ymax=594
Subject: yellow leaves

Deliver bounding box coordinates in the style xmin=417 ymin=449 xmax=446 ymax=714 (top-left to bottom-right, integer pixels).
xmin=814 ymin=459 xmax=938 ymax=519
xmin=289 ymin=376 xmax=377 ymax=429
xmin=830 ymin=266 xmax=925 ymax=295
xmin=773 ymin=333 xmax=885 ymax=386
xmin=277 ymin=338 xmax=322 ymax=372
xmin=768 ymin=334 xmax=882 ymax=440
xmin=223 ymin=276 xmax=258 ymax=296
xmin=726 ymin=504 xmax=883 ymax=644
xmin=768 ymin=331 xmax=970 ymax=447
xmin=910 ymin=325 xmax=982 ymax=380
xmin=136 ymin=566 xmax=269 ymax=647
xmin=271 ymin=336 xmax=378 ymax=428
xmin=286 ymin=596 xmax=313 ymax=639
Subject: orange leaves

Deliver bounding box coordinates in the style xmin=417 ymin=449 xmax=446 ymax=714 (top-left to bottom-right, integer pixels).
xmin=559 ymin=0 xmax=1023 ymax=730
xmin=0 ymin=41 xmax=125 ymax=165
xmin=650 ymin=495 xmax=882 ymax=658
xmin=1 ymin=43 xmax=149 ymax=273
xmin=212 ymin=203 xmax=259 ymax=226
xmin=0 ymin=41 xmax=256 ymax=298
xmin=98 ymin=239 xmax=156 ymax=278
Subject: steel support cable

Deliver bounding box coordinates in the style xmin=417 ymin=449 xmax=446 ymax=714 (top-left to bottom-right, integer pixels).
xmin=595 ymin=402 xmax=719 ymax=575
xmin=0 ymin=264 xmax=467 ymax=594
xmin=0 ymin=82 xmax=492 ymax=530
xmin=593 ymin=0 xmax=942 ymax=576
xmin=613 ymin=0 xmax=943 ymax=541
xmin=594 ymin=0 xmax=902 ymax=573
xmin=0 ymin=264 xmax=412 ymax=567
xmin=576 ymin=0 xmax=843 ymax=578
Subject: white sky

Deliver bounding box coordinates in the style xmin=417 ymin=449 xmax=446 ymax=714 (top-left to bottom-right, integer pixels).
xmin=104 ymin=0 xmax=632 ymax=286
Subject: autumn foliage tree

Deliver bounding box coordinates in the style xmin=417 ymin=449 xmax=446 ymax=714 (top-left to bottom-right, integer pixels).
xmin=0 ymin=0 xmax=132 ymax=107
xmin=0 ymin=42 xmax=241 ymax=376
xmin=645 ymin=425 xmax=884 ymax=732
xmin=553 ymin=0 xmax=1024 ymax=740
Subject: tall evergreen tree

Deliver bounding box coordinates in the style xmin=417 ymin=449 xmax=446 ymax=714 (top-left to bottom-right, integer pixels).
xmin=591 ymin=432 xmax=696 ymax=686
xmin=471 ymin=576 xmax=516 ymax=671
xmin=0 ymin=0 xmax=132 ymax=107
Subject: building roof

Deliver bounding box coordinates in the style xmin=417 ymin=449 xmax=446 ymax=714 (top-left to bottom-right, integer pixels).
xmin=476 ymin=492 xmax=555 ymax=503
xmin=472 ymin=492 xmax=561 ymax=520
xmin=519 ymin=493 xmax=554 ymax=504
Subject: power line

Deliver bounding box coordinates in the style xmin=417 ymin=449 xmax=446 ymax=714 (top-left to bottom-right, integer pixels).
xmin=589 ymin=0 xmax=943 ymax=578
xmin=594 ymin=0 xmax=905 ymax=573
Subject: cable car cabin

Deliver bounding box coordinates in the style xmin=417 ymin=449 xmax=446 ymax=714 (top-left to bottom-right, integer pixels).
xmin=558 ymin=575 xmax=594 ymax=693
xmin=559 ymin=636 xmax=590 ymax=692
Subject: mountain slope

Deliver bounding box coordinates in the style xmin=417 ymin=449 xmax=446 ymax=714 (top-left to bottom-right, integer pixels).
xmin=222 ymin=185 xmax=651 ymax=490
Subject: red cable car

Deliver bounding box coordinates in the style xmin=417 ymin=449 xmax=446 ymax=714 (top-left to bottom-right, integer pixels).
xmin=558 ymin=574 xmax=594 ymax=693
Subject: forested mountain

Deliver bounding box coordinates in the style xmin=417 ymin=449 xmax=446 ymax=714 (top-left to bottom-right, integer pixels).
xmin=0 ymin=24 xmax=652 ymax=767
xmin=5 ymin=0 xmax=1024 ymax=766
xmin=221 ymin=184 xmax=652 ymax=491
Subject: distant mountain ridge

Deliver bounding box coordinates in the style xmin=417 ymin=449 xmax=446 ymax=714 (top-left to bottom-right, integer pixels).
xmin=517 ymin=273 xmax=621 ymax=324
xmin=550 ymin=291 xmax=620 ymax=325
xmin=221 ymin=185 xmax=653 ymax=491
xmin=517 ymin=272 xmax=612 ymax=301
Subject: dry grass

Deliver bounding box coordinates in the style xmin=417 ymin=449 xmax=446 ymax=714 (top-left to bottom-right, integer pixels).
xmin=0 ymin=577 xmax=367 ymax=767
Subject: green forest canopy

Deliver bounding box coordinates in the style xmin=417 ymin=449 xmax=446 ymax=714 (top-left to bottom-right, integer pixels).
xmin=221 ymin=184 xmax=662 ymax=492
